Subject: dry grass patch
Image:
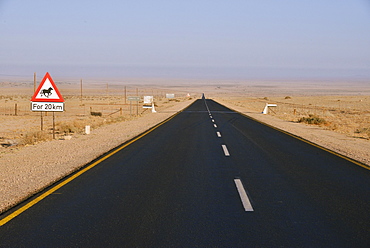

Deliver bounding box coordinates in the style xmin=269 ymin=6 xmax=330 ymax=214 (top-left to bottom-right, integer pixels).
xmin=21 ymin=130 xmax=51 ymax=145
xmin=355 ymin=127 xmax=370 ymax=139
xmin=219 ymin=95 xmax=370 ymax=139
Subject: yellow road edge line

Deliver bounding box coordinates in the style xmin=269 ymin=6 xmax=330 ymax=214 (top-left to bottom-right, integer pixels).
xmin=0 ymin=110 xmax=182 ymax=226
xmin=215 ymin=100 xmax=370 ymax=171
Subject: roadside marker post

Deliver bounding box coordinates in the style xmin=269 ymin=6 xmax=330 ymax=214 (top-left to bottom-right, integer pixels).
xmin=262 ymin=103 xmax=277 ymax=114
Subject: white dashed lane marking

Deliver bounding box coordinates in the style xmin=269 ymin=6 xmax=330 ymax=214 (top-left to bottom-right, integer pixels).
xmin=222 ymin=145 xmax=230 ymax=156
xmin=203 ymin=101 xmax=253 ymax=212
xmin=234 ymin=179 xmax=254 ymax=212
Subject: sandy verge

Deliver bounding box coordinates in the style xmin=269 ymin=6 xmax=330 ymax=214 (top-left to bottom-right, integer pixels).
xmin=0 ymin=99 xmax=195 ymax=213
xmin=215 ymin=98 xmax=370 ymax=167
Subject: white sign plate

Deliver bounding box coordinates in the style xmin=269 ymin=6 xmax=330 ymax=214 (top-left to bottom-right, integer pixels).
xmin=144 ymin=96 xmax=153 ymax=104
xmin=31 ymin=102 xmax=64 ymax=112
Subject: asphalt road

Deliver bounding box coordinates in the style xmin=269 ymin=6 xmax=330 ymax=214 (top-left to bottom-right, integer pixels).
xmin=1 ymin=98 xmax=369 ymax=247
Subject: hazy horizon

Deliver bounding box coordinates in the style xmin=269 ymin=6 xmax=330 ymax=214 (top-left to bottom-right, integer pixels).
xmin=1 ymin=1 xmax=370 ymax=81
xmin=1 ymin=64 xmax=370 ymax=82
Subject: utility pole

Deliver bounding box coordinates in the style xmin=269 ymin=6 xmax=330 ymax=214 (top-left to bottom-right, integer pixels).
xmin=34 ymin=72 xmax=44 ymax=131
xmin=124 ymin=86 xmax=127 ymax=104
xmin=80 ymin=79 xmax=83 ymax=104
xmin=136 ymin=88 xmax=139 ymax=116
xmin=34 ymin=72 xmax=36 ymax=93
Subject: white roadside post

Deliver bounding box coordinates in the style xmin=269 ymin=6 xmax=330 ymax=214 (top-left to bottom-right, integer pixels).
xmin=262 ymin=103 xmax=277 ymax=114
xmin=85 ymin=125 xmax=91 ymax=135
xmin=151 ymin=102 xmax=156 ymax=113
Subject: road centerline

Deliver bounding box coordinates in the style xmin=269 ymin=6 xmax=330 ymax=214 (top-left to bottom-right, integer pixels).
xmin=234 ymin=179 xmax=254 ymax=212
xmin=222 ymin=145 xmax=230 ymax=156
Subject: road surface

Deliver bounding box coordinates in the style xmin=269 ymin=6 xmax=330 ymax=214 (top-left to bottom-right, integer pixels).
xmin=1 ymin=99 xmax=369 ymax=247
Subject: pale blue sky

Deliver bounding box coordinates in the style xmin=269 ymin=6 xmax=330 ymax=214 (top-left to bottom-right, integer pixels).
xmin=1 ymin=0 xmax=370 ymax=79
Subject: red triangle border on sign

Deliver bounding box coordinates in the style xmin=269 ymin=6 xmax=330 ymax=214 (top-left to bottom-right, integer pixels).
xmin=31 ymin=72 xmax=64 ymax=102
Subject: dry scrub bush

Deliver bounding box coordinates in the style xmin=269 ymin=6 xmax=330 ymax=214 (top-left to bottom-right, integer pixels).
xmin=57 ymin=119 xmax=88 ymax=134
xmin=355 ymin=128 xmax=370 ymax=139
xmin=110 ymin=115 xmax=129 ymax=123
xmin=90 ymin=111 xmax=102 ymax=117
xmin=56 ymin=115 xmax=130 ymax=135
xmin=57 ymin=118 xmax=100 ymax=134
xmin=21 ymin=131 xmax=50 ymax=145
xmin=298 ymin=114 xmax=327 ymax=125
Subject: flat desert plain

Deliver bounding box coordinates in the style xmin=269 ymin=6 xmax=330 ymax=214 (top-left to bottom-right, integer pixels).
xmin=0 ymin=77 xmax=369 ymax=213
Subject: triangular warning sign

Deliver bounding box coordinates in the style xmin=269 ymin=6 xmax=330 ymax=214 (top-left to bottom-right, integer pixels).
xmin=31 ymin=72 xmax=64 ymax=102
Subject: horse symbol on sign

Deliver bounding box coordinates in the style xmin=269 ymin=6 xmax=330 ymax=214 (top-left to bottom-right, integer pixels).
xmin=31 ymin=72 xmax=64 ymax=102
xmin=40 ymin=87 xmax=53 ymax=98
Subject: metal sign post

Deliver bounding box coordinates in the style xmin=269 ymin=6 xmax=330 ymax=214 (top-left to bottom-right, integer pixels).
xmin=127 ymin=96 xmax=140 ymax=116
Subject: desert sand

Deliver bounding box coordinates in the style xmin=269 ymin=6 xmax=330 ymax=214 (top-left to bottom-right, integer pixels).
xmin=0 ymin=78 xmax=369 ymax=213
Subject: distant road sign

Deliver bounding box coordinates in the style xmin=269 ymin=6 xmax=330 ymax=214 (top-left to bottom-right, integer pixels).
xmin=128 ymin=96 xmax=140 ymax=101
xmin=166 ymin=94 xmax=175 ymax=98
